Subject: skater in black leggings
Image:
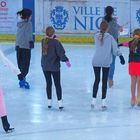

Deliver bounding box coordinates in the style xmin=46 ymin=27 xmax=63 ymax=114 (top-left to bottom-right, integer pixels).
xmin=41 ymin=26 xmax=71 ymax=110
xmin=91 ymin=21 xmax=125 ymax=110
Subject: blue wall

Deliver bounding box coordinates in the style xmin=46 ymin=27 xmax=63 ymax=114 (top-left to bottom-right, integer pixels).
xmin=23 ymin=0 xmax=35 ymax=35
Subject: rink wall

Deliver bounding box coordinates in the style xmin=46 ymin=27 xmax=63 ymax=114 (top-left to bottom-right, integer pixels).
xmin=0 ymin=0 xmax=140 ymax=43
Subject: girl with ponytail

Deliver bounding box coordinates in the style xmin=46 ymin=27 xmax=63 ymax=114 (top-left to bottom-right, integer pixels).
xmin=119 ymin=29 xmax=140 ymax=107
xmin=91 ymin=21 xmax=125 ymax=110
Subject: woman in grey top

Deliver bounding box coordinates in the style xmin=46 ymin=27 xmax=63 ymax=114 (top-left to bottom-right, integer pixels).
xmin=91 ymin=21 xmax=125 ymax=110
xmin=103 ymin=6 xmax=123 ymax=88
xmin=16 ymin=8 xmax=34 ymax=89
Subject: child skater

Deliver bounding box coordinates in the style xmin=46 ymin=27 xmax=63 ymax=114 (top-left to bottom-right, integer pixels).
xmin=0 ymin=49 xmax=23 ymax=133
xmin=119 ymin=29 xmax=140 ymax=107
xmin=91 ymin=21 xmax=125 ymax=110
xmin=16 ymin=8 xmax=34 ymax=89
xmin=103 ymin=6 xmax=123 ymax=88
xmin=41 ymin=26 xmax=71 ymax=110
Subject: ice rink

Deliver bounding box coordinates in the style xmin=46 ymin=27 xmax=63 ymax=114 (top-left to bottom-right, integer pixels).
xmin=0 ymin=42 xmax=140 ymax=140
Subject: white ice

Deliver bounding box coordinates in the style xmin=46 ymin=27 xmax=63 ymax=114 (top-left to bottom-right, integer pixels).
xmin=0 ymin=43 xmax=140 ymax=140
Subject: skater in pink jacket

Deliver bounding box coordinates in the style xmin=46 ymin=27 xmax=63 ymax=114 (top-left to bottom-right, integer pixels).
xmin=0 ymin=49 xmax=22 ymax=133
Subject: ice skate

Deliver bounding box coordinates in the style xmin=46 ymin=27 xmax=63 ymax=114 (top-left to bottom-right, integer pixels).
xmin=136 ymin=96 xmax=140 ymax=107
xmin=108 ymin=80 xmax=113 ymax=88
xmin=48 ymin=99 xmax=52 ymax=109
xmin=58 ymin=100 xmax=64 ymax=111
xmin=1 ymin=116 xmax=14 ymax=133
xmin=91 ymin=98 xmax=96 ymax=109
xmin=19 ymin=80 xmax=30 ymax=89
xmin=131 ymin=97 xmax=136 ymax=107
xmin=5 ymin=127 xmax=14 ymax=133
xmin=101 ymin=99 xmax=107 ymax=111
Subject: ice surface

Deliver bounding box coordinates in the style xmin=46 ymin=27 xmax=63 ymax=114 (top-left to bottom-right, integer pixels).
xmin=0 ymin=43 xmax=140 ymax=140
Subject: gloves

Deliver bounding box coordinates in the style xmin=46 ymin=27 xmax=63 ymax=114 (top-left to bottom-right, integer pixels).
xmin=29 ymin=41 xmax=34 ymax=49
xmin=118 ymin=43 xmax=123 ymax=47
xmin=65 ymin=61 xmax=71 ymax=67
xmin=119 ymin=55 xmax=125 ymax=65
xmin=18 ymin=73 xmax=24 ymax=80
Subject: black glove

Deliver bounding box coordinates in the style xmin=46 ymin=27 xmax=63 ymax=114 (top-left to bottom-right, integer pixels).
xmin=18 ymin=73 xmax=24 ymax=80
xmin=118 ymin=43 xmax=123 ymax=47
xmin=15 ymin=46 xmax=19 ymax=51
xmin=119 ymin=55 xmax=125 ymax=65
xmin=29 ymin=41 xmax=34 ymax=49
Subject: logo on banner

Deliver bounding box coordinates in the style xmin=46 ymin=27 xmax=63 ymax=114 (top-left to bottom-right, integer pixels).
xmin=136 ymin=9 xmax=140 ymax=26
xmin=50 ymin=6 xmax=68 ymax=30
xmin=0 ymin=0 xmax=8 ymax=11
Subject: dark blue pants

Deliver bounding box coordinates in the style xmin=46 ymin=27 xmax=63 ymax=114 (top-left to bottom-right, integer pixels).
xmin=16 ymin=47 xmax=31 ymax=78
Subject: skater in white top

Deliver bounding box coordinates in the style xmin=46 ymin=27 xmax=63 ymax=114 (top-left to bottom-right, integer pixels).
xmin=0 ymin=49 xmax=22 ymax=133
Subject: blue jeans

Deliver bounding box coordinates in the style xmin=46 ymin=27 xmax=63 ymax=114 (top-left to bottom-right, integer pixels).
xmin=108 ymin=55 xmax=116 ymax=80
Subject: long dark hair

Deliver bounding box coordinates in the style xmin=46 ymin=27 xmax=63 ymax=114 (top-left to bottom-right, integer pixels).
xmin=17 ymin=8 xmax=32 ymax=20
xmin=130 ymin=29 xmax=140 ymax=52
xmin=100 ymin=21 xmax=108 ymax=45
xmin=104 ymin=6 xmax=114 ymax=22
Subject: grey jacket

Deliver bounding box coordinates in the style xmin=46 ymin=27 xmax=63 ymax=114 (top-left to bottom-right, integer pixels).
xmin=41 ymin=38 xmax=69 ymax=71
xmin=16 ymin=20 xmax=33 ymax=49
xmin=92 ymin=33 xmax=122 ymax=67
xmin=103 ymin=18 xmax=120 ymax=41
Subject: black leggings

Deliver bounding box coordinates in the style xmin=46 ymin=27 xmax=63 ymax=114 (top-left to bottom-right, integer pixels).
xmin=92 ymin=67 xmax=109 ymax=99
xmin=43 ymin=71 xmax=62 ymax=101
xmin=16 ymin=47 xmax=31 ymax=78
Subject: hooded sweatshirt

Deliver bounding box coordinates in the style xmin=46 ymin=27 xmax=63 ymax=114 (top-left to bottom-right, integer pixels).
xmin=16 ymin=20 xmax=33 ymax=49
xmin=92 ymin=32 xmax=122 ymax=67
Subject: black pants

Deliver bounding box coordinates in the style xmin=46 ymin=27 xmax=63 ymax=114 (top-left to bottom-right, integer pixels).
xmin=16 ymin=47 xmax=31 ymax=79
xmin=43 ymin=71 xmax=62 ymax=101
xmin=92 ymin=67 xmax=109 ymax=99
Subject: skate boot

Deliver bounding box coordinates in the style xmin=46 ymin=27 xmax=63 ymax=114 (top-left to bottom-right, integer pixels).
xmin=19 ymin=79 xmax=30 ymax=89
xmin=58 ymin=100 xmax=64 ymax=111
xmin=91 ymin=98 xmax=96 ymax=108
xmin=101 ymin=99 xmax=107 ymax=111
xmin=48 ymin=99 xmax=52 ymax=109
xmin=108 ymin=80 xmax=113 ymax=88
xmin=137 ymin=96 xmax=140 ymax=107
xmin=131 ymin=97 xmax=136 ymax=107
xmin=1 ymin=116 xmax=14 ymax=133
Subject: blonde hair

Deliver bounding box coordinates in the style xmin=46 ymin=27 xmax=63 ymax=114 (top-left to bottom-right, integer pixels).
xmin=130 ymin=28 xmax=140 ymax=52
xmin=100 ymin=21 xmax=108 ymax=45
xmin=46 ymin=26 xmax=55 ymax=37
xmin=42 ymin=26 xmax=55 ymax=55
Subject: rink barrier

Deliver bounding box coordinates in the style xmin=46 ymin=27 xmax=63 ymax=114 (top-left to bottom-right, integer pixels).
xmin=0 ymin=34 xmax=131 ymax=44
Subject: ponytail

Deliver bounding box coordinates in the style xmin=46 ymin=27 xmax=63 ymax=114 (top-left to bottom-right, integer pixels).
xmin=99 ymin=21 xmax=108 ymax=46
xmin=130 ymin=29 xmax=140 ymax=52
xmin=42 ymin=38 xmax=49 ymax=55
